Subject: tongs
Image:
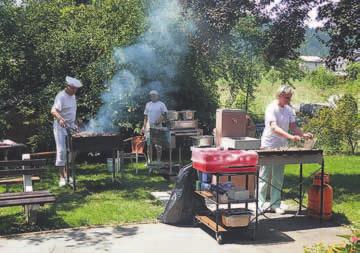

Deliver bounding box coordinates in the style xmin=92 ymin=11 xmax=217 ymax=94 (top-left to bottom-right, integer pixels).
xmin=65 ymin=123 xmax=79 ymax=135
xmin=299 ymin=137 xmax=317 ymax=149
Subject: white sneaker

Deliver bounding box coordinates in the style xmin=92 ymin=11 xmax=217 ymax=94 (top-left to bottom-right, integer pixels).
xmin=272 ymin=207 xmax=286 ymax=215
xmin=280 ymin=203 xmax=289 ymax=210
xmin=68 ymin=177 xmax=74 ymax=184
xmin=59 ymin=178 xmax=66 ymax=187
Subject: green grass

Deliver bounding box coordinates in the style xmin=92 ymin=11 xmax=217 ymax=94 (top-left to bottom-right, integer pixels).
xmin=0 ymin=155 xmax=359 ymax=235
xmin=283 ymin=155 xmax=360 ymax=227
xmin=0 ymin=162 xmax=172 ymax=235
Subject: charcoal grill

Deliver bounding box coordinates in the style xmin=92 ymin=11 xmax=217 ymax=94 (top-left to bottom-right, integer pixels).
xmin=66 ymin=132 xmax=124 ymax=191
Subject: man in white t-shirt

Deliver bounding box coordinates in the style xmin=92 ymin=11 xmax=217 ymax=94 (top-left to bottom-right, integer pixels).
xmin=141 ymin=90 xmax=168 ymax=163
xmin=259 ymin=85 xmax=313 ymax=214
xmin=51 ymin=76 xmax=82 ymax=187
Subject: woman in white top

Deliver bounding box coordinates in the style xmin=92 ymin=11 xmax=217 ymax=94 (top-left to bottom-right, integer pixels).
xmin=259 ymin=85 xmax=313 ymax=214
xmin=51 ymin=76 xmax=82 ymax=187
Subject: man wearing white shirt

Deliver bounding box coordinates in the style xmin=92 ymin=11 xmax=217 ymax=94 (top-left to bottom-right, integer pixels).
xmin=51 ymin=76 xmax=82 ymax=187
xmin=259 ymin=85 xmax=313 ymax=214
xmin=141 ymin=90 xmax=168 ymax=163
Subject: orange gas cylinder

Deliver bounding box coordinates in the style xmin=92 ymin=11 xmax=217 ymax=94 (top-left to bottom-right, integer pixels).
xmin=307 ymin=173 xmax=333 ymax=220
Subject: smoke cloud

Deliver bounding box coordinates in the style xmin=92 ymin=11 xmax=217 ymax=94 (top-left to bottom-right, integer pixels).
xmin=87 ymin=0 xmax=195 ymax=132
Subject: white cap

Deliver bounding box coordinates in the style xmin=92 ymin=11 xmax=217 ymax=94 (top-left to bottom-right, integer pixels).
xmin=149 ymin=90 xmax=159 ymax=95
xmin=66 ymin=76 xmax=83 ymax=88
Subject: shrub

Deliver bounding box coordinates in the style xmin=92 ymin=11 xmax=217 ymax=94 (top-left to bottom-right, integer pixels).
xmin=308 ymin=67 xmax=339 ymax=88
xmin=346 ymin=62 xmax=360 ymax=81
xmin=304 ymin=227 xmax=360 ymax=253
xmin=304 ymin=94 xmax=359 ymax=154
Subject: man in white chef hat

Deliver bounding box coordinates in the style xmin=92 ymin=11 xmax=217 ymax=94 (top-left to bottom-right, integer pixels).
xmin=51 ymin=76 xmax=82 ymax=187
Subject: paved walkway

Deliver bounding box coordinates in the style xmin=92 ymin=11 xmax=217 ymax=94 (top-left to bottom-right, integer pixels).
xmin=0 ymin=215 xmax=348 ymax=253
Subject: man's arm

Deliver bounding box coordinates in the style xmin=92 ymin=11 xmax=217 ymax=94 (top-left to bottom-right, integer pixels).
xmin=142 ymin=115 xmax=148 ymax=134
xmin=51 ymin=108 xmax=66 ymax=128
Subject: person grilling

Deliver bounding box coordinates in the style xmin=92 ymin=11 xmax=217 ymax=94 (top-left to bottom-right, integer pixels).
xmin=259 ymin=85 xmax=313 ymax=214
xmin=141 ymin=90 xmax=168 ymax=163
xmin=51 ymin=76 xmax=82 ymax=187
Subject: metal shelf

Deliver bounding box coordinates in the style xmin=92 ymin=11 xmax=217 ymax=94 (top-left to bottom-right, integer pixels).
xmin=195 ymin=191 xmax=257 ymax=205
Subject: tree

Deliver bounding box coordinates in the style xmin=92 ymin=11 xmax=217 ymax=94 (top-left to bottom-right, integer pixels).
xmin=216 ymin=16 xmax=265 ymax=112
xmin=318 ymin=0 xmax=360 ymax=63
xmin=266 ymin=59 xmax=305 ymax=86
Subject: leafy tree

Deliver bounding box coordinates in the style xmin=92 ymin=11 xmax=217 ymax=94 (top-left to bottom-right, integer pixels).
xmin=318 ymin=0 xmax=360 ymax=62
xmin=266 ymin=59 xmax=305 ymax=86
xmin=215 ymin=16 xmax=265 ymax=111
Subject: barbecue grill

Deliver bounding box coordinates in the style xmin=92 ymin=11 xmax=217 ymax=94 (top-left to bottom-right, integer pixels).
xmin=148 ymin=113 xmax=202 ymax=175
xmin=66 ymin=131 xmax=124 ymax=190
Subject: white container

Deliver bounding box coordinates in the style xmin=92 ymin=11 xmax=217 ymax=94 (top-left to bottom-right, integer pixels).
xmin=227 ymin=189 xmax=250 ymax=201
xmin=107 ymin=158 xmax=120 ymax=173
xmin=221 ymin=137 xmax=261 ymax=150
xmin=222 ymin=209 xmax=252 ymax=227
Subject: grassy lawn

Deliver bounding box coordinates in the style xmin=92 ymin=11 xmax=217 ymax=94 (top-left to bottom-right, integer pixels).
xmin=0 ymin=155 xmax=359 ymax=235
xmin=283 ymin=155 xmax=360 ymax=227
xmin=0 ymin=162 xmax=172 ymax=235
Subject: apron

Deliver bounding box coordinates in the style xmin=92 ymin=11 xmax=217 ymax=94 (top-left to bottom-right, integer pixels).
xmin=53 ymin=121 xmax=68 ymax=167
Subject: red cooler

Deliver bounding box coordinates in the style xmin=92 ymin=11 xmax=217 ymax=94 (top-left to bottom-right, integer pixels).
xmin=191 ymin=147 xmax=258 ymax=173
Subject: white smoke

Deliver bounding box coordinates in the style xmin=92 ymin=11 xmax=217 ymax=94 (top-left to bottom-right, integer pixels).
xmin=87 ymin=0 xmax=195 ymax=132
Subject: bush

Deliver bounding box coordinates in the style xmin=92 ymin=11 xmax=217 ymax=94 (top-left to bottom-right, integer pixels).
xmin=346 ymin=62 xmax=360 ymax=80
xmin=308 ymin=67 xmax=340 ymax=88
xmin=304 ymin=94 xmax=359 ymax=154
xmin=304 ymin=226 xmax=360 ymax=253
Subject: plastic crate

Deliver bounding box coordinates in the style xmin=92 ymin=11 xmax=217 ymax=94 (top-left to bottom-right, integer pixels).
xmin=191 ymin=147 xmax=258 ymax=173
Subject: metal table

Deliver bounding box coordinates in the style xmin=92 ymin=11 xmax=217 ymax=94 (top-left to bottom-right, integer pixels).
xmin=256 ymin=149 xmax=325 ymax=221
xmin=0 ymin=141 xmax=26 ymax=161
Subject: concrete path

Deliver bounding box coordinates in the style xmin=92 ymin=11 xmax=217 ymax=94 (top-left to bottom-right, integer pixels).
xmin=0 ymin=215 xmax=348 ymax=253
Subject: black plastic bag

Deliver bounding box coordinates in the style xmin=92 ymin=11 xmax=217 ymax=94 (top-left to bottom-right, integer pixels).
xmin=159 ymin=163 xmax=207 ymax=225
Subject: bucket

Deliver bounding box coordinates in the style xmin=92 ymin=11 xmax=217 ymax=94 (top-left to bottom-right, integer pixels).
xmin=107 ymin=158 xmax=120 ymax=173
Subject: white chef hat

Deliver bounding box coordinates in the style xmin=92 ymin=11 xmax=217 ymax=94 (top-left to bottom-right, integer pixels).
xmin=149 ymin=90 xmax=159 ymax=96
xmin=66 ymin=76 xmax=83 ymax=88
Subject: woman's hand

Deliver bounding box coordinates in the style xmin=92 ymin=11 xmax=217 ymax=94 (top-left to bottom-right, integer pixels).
xmin=290 ymin=135 xmax=302 ymax=142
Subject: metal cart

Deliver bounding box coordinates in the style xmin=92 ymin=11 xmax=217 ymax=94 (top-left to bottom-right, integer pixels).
xmin=194 ymin=166 xmax=260 ymax=244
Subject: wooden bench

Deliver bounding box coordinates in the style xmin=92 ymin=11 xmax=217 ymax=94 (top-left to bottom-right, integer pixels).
xmin=0 ymin=176 xmax=40 ymax=192
xmin=0 ymin=159 xmax=56 ymax=223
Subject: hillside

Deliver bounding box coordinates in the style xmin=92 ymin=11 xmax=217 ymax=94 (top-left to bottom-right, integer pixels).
xmin=299 ymin=27 xmax=329 ymax=57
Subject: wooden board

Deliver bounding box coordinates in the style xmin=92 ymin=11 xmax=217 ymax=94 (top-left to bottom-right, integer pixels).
xmin=195 ymin=215 xmax=226 ymax=232
xmin=0 ymin=196 xmax=55 ymax=207
xmin=0 ymin=176 xmax=40 ymax=185
xmin=0 ymin=191 xmax=52 ymax=201
xmin=0 ymin=168 xmax=47 ymax=177
xmin=0 ymin=159 xmax=46 ymax=168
